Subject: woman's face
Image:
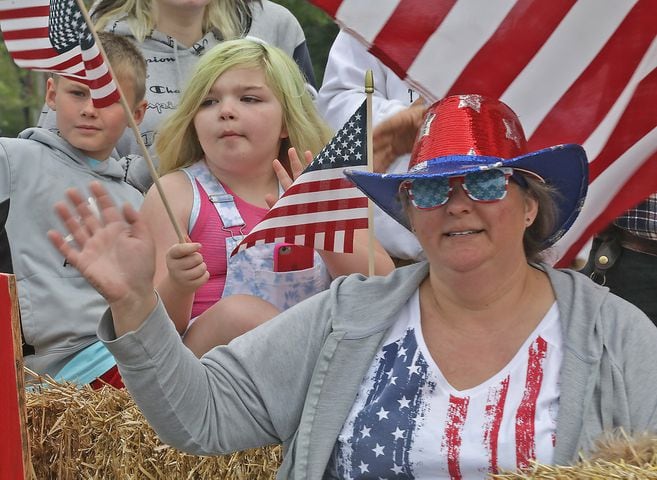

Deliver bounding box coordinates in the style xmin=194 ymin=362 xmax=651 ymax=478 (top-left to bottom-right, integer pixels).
xmin=193 ymin=66 xmax=288 ymax=178
xmin=407 ymin=179 xmax=538 ymax=273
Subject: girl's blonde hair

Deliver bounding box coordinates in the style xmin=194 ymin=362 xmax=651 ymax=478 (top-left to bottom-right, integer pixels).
xmin=93 ymin=0 xmax=251 ymax=42
xmin=156 ymin=39 xmax=332 ymax=175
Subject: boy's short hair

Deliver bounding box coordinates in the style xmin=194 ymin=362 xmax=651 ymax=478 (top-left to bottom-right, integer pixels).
xmin=96 ymin=31 xmax=147 ymax=104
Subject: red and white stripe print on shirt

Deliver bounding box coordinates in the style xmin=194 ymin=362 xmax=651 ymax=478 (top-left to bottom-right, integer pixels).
xmin=309 ymin=0 xmax=657 ymax=266
xmin=334 ymin=301 xmax=561 ymax=479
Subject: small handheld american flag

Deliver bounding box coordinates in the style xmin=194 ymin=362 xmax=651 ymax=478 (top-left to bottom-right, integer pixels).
xmin=232 ymin=100 xmax=370 ymax=256
xmin=0 ymin=0 xmax=119 ymax=108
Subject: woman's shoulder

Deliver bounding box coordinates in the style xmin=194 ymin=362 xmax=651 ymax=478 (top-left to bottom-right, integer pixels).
xmin=546 ymin=265 xmax=656 ymax=343
xmin=327 ymin=262 xmax=429 ymax=333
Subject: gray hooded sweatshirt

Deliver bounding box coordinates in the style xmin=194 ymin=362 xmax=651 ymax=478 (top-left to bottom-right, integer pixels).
xmin=0 ymin=128 xmax=143 ymax=377
xmin=99 ymin=262 xmax=657 ymax=478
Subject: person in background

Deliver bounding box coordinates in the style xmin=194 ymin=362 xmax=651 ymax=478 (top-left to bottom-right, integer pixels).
xmin=582 ymin=198 xmax=657 ymax=326
xmin=49 ymin=94 xmax=657 ymax=478
xmin=0 ymin=32 xmax=147 ymax=388
xmin=317 ymin=30 xmax=426 ymax=264
xmin=39 ymin=0 xmax=316 ymax=193
xmin=142 ymin=39 xmax=393 ymax=356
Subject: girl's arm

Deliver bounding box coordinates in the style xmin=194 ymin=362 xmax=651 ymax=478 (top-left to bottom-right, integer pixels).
xmin=141 ymin=173 xmax=205 ymax=333
xmin=270 ymin=149 xmax=394 ymax=278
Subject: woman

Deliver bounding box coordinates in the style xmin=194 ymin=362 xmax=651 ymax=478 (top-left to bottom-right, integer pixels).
xmin=49 ymin=95 xmax=657 ymax=478
xmin=39 ymin=0 xmax=315 ymax=192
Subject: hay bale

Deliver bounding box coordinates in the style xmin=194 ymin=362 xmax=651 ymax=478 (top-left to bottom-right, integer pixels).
xmin=25 ymin=374 xmax=281 ymax=479
xmin=491 ymin=430 xmax=657 ymax=479
xmin=24 ymin=371 xmax=657 ymax=479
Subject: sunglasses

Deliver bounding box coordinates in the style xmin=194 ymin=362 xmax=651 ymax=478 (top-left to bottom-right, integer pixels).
xmin=401 ymin=167 xmax=517 ymax=210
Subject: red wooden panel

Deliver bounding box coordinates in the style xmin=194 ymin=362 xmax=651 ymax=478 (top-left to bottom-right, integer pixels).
xmin=0 ymin=274 xmax=29 ymax=479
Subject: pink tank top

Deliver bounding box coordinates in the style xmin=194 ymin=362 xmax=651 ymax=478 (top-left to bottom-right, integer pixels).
xmin=189 ymin=180 xmax=268 ymax=318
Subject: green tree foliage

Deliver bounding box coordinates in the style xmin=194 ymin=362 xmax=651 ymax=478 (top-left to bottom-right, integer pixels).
xmin=0 ymin=37 xmax=45 ymax=137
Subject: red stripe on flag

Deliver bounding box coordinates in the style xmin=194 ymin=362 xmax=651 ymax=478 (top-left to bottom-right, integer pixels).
xmin=90 ymin=90 xmax=120 ymax=109
xmin=308 ymin=0 xmax=342 ymax=17
xmin=324 ymin=229 xmax=335 ymax=251
xmin=266 ymin=197 xmax=368 ymax=219
xmin=1 ymin=27 xmax=49 ymax=40
xmin=515 ymin=337 xmax=547 ymax=470
xmin=588 ymin=68 xmax=657 ymax=182
xmin=8 ymin=47 xmax=58 ymax=60
xmin=529 ymin=0 xmax=657 ymax=150
xmin=557 ymin=149 xmax=657 ymax=267
xmin=84 ymin=52 xmax=107 ymax=70
xmin=447 ymin=0 xmax=576 ymax=99
xmin=370 ymin=0 xmax=455 ymax=79
xmin=0 ymin=5 xmax=49 ymax=20
xmin=244 ymin=218 xmax=369 ymax=252
xmin=343 ymin=228 xmax=354 ymax=252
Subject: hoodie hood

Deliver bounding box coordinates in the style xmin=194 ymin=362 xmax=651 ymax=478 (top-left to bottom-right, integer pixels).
xmin=105 ymin=17 xmax=220 ymax=56
xmin=18 ymin=128 xmax=128 ymax=181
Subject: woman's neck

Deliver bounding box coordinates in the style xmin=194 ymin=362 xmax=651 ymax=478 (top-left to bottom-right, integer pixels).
xmin=425 ymin=260 xmax=550 ymax=332
xmin=154 ymin=5 xmax=206 ymax=46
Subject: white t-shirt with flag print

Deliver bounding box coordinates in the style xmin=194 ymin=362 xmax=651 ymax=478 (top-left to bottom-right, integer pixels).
xmin=334 ymin=290 xmax=562 ymax=479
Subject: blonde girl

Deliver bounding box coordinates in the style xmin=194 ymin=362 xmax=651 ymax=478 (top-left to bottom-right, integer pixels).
xmin=141 ymin=39 xmax=393 ymax=356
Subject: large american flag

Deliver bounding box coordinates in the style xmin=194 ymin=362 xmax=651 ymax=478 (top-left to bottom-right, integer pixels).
xmin=310 ymin=0 xmax=657 ymax=266
xmin=0 ymin=0 xmax=119 ymax=108
xmin=232 ymin=101 xmax=369 ymax=255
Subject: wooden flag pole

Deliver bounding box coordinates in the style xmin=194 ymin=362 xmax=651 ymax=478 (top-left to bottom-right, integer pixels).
xmin=365 ymin=70 xmax=375 ymax=277
xmin=74 ymin=0 xmax=185 ymax=243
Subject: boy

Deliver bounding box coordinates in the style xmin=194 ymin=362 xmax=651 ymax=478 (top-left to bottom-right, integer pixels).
xmin=0 ymin=32 xmax=147 ymax=387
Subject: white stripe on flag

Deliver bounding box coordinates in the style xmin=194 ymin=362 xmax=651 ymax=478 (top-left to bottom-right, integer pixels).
xmin=552 ymin=125 xmax=657 ymax=259
xmin=334 ymin=230 xmax=346 ymax=251
xmin=274 ymin=186 xmax=364 ymax=207
xmin=314 ymin=232 xmax=326 ymax=249
xmin=583 ymin=39 xmax=657 ymax=160
xmin=409 ymin=0 xmax=516 ymax=101
xmin=0 ymin=16 xmax=49 ymax=31
xmin=335 ymin=0 xmax=401 ymax=43
xmin=503 ymin=0 xmax=638 ymax=137
xmin=90 ymin=80 xmax=118 ymax=100
xmin=248 ymin=207 xmax=369 ymax=233
xmin=4 ymin=37 xmax=56 ymax=51
xmin=0 ymin=0 xmax=47 ymax=8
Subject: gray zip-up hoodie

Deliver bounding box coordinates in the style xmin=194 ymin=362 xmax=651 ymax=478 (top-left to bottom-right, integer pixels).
xmin=38 ymin=1 xmax=315 ymax=193
xmin=99 ymin=262 xmax=657 ymax=478
xmin=0 ymin=128 xmax=143 ymax=378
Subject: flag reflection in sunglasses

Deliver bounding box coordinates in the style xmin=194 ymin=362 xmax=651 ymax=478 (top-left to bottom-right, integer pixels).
xmin=402 ymin=168 xmax=514 ymax=209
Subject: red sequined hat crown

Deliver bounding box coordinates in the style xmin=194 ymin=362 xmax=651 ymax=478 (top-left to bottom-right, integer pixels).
xmin=409 ymin=94 xmax=528 ymax=170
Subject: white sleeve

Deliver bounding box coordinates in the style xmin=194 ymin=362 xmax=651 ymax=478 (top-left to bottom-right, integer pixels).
xmin=317 ymin=31 xmax=409 ymax=129
xmin=318 ymin=32 xmax=424 ymax=261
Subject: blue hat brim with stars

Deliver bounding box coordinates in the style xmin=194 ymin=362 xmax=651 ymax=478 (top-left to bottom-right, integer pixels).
xmin=344 ymin=95 xmax=589 ymax=250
